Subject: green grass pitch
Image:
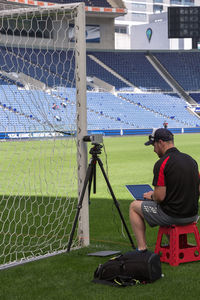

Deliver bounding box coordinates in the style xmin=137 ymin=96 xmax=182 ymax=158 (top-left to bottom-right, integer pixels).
xmin=0 ymin=133 xmax=199 ymax=300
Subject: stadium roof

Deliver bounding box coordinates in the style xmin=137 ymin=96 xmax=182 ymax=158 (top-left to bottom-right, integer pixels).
xmin=5 ymin=0 xmax=127 ymax=16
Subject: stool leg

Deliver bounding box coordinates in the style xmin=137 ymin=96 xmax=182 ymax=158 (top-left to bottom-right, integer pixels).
xmin=193 ymin=225 xmax=200 ymax=253
xmin=155 ymin=228 xmax=163 ymax=254
xmin=170 ymin=226 xmax=179 ymax=266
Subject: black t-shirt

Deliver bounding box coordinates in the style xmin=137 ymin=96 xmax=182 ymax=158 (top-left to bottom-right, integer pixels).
xmin=153 ymin=147 xmax=199 ymax=218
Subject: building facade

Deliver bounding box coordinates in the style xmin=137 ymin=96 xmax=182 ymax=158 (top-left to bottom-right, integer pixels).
xmin=115 ymin=0 xmax=200 ymax=49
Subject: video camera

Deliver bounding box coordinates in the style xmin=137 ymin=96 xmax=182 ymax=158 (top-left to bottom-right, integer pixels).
xmin=83 ymin=134 xmax=103 ymax=145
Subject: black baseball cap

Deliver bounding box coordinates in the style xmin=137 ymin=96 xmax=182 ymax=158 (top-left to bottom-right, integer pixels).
xmin=145 ymin=128 xmax=174 ymax=146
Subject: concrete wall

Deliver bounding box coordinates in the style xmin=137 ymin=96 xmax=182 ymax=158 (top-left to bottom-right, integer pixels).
xmin=131 ymin=20 xmax=170 ymax=50
xmin=115 ymin=32 xmax=130 ymax=49
xmin=86 ymin=16 xmax=115 ymax=50
xmin=130 ymin=20 xmax=192 ymax=50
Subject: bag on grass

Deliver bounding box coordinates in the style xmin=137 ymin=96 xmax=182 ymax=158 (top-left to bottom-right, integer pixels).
xmin=93 ymin=250 xmax=162 ymax=287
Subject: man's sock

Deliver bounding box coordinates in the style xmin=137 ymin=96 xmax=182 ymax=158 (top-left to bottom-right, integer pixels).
xmin=136 ymin=248 xmax=147 ymax=253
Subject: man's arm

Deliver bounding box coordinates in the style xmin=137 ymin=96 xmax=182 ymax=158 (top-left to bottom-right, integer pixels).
xmin=153 ymin=186 xmax=166 ymax=202
xmin=143 ymin=186 xmax=166 ymax=203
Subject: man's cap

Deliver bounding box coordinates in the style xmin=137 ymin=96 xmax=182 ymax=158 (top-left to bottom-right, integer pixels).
xmin=145 ymin=128 xmax=174 ymax=146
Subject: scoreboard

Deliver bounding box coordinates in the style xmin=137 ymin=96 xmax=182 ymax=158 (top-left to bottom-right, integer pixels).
xmin=168 ymin=6 xmax=200 ymax=38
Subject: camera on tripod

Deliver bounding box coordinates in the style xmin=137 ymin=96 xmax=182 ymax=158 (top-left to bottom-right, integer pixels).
xmin=83 ymin=134 xmax=103 ymax=155
xmin=83 ymin=134 xmax=103 ymax=145
xmin=67 ymin=133 xmax=135 ymax=252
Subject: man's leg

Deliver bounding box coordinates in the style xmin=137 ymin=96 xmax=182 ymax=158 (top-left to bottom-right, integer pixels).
xmin=129 ymin=200 xmax=147 ymax=250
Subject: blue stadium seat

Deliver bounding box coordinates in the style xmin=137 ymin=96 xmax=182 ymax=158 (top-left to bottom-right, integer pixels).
xmin=0 ymin=48 xmax=200 ymax=132
xmin=118 ymin=92 xmax=200 ymax=128
xmin=0 ymin=47 xmax=75 ymax=88
xmin=88 ymin=51 xmax=172 ymax=91
xmin=190 ymin=93 xmax=200 ymax=104
xmin=153 ymin=52 xmax=200 ymax=91
xmin=87 ymin=55 xmax=128 ymax=90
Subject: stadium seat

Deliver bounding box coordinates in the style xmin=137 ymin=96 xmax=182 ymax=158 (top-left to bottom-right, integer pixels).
xmin=88 ymin=51 xmax=172 ymax=91
xmin=153 ymin=52 xmax=200 ymax=91
xmin=155 ymin=222 xmax=200 ymax=266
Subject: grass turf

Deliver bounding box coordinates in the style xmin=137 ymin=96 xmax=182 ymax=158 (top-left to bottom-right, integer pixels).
xmin=0 ymin=134 xmax=200 ymax=299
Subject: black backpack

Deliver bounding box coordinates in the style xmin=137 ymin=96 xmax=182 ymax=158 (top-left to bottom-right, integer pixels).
xmin=93 ymin=250 xmax=162 ymax=287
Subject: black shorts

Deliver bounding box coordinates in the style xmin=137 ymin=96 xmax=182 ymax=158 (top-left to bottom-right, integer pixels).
xmin=141 ymin=201 xmax=198 ymax=227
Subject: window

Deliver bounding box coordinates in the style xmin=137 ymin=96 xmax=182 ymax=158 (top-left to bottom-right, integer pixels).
xmin=132 ymin=13 xmax=147 ymax=22
xmin=170 ymin=0 xmax=194 ymax=5
xmin=132 ymin=3 xmax=146 ymax=11
xmin=184 ymin=0 xmax=194 ymax=4
xmin=170 ymin=0 xmax=182 ymax=4
xmin=153 ymin=5 xmax=163 ymax=13
xmin=115 ymin=26 xmax=127 ymax=34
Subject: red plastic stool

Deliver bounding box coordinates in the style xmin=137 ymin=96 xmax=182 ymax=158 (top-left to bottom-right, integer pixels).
xmin=155 ymin=222 xmax=200 ymax=266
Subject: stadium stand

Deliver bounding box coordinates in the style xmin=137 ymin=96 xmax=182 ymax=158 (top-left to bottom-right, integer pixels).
xmin=0 ymin=48 xmax=200 ymax=132
xmin=87 ymin=55 xmax=129 ymax=90
xmin=190 ymin=93 xmax=200 ymax=104
xmin=119 ymin=93 xmax=200 ymax=128
xmin=1 ymin=47 xmax=199 ymax=92
xmin=87 ymin=51 xmax=172 ymax=91
xmin=153 ymin=51 xmax=200 ymax=91
xmin=87 ymin=92 xmax=179 ymax=129
xmin=1 ymin=85 xmax=200 ymax=132
xmin=0 ymin=47 xmax=75 ymax=88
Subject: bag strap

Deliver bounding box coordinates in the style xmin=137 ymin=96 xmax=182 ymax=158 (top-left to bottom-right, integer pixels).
xmin=92 ymin=277 xmax=140 ymax=287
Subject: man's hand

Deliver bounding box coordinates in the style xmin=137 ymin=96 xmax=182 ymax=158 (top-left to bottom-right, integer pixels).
xmin=143 ymin=190 xmax=153 ymax=200
xmin=143 ymin=186 xmax=166 ymax=202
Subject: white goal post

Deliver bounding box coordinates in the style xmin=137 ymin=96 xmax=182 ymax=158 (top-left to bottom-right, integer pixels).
xmin=0 ymin=2 xmax=89 ymax=269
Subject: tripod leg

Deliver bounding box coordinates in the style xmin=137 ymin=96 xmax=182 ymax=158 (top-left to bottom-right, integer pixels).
xmin=88 ymin=160 xmax=97 ymax=197
xmin=67 ymin=159 xmax=95 ymax=252
xmin=93 ymin=161 xmax=96 ymax=194
xmin=97 ymin=157 xmax=136 ymax=249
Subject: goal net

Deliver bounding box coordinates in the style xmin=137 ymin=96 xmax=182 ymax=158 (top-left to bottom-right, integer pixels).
xmin=0 ymin=3 xmax=88 ymax=269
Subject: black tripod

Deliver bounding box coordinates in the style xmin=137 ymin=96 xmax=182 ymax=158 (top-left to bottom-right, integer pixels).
xmin=67 ymin=143 xmax=135 ymax=252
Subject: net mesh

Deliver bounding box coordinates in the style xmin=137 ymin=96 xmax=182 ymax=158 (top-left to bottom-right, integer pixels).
xmin=0 ymin=4 xmax=84 ymax=268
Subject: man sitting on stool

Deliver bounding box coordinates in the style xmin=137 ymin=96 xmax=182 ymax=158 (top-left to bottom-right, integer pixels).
xmin=129 ymin=128 xmax=200 ymax=251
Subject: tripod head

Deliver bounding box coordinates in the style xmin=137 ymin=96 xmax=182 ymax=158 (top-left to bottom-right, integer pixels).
xmin=89 ymin=143 xmax=103 ymax=156
xmin=83 ymin=134 xmax=104 ymax=157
